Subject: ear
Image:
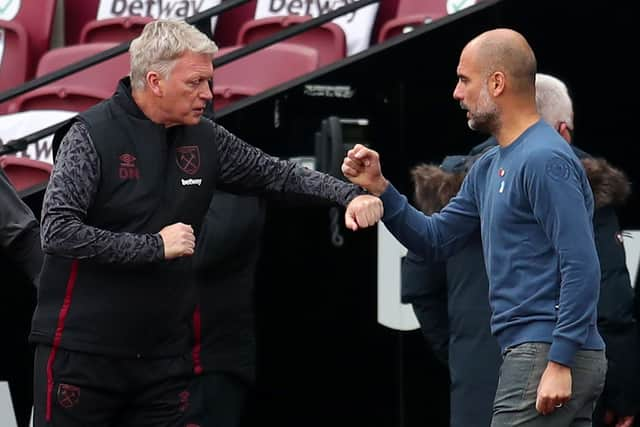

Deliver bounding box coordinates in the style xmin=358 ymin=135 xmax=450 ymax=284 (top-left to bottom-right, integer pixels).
xmin=490 ymin=71 xmax=506 ymax=96
xmin=147 ymin=71 xmax=163 ymax=96
xmin=557 ymin=122 xmax=572 ymax=143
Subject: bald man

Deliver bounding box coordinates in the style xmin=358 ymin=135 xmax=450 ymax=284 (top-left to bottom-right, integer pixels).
xmin=343 ymin=28 xmax=607 ymax=426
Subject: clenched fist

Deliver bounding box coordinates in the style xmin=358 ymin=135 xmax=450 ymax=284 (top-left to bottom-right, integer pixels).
xmin=159 ymin=222 xmax=196 ymax=259
xmin=536 ymin=361 xmax=572 ymax=416
xmin=345 ymin=195 xmax=383 ymax=231
xmin=342 ymin=144 xmax=389 ymax=196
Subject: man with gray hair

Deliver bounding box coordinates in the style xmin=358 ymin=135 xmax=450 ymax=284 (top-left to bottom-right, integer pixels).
xmin=535 ymin=73 xmax=574 ymax=138
xmin=31 ymin=19 xmax=382 ymax=426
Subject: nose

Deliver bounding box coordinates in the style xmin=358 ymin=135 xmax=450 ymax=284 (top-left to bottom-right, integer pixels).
xmin=452 ymin=82 xmax=462 ymax=101
xmin=200 ymin=81 xmax=213 ymax=101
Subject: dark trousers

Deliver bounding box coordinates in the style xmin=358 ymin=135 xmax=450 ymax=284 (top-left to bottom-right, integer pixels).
xmin=187 ymin=372 xmax=250 ymax=427
xmin=33 ymin=344 xmax=197 ymax=427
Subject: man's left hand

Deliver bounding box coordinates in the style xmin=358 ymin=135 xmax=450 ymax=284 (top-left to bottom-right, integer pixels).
xmin=536 ymin=361 xmax=572 ymax=415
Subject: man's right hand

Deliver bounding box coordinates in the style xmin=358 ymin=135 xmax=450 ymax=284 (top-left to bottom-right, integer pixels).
xmin=341 ymin=144 xmax=389 ymax=196
xmin=345 ymin=194 xmax=383 ymax=231
xmin=159 ymin=222 xmax=195 ymax=259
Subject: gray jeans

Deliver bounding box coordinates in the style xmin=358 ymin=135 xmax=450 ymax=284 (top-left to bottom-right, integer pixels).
xmin=491 ymin=342 xmax=606 ymax=427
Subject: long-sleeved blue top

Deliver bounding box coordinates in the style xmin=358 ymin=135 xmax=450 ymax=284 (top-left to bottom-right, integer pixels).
xmin=381 ymin=120 xmax=604 ymax=367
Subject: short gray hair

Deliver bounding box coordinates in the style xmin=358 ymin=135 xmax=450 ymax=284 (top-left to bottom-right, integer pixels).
xmin=129 ymin=19 xmax=218 ymax=90
xmin=535 ymin=73 xmax=573 ymax=130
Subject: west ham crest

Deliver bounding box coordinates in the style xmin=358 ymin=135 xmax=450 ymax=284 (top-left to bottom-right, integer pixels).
xmin=176 ymin=146 xmax=201 ymax=175
xmin=57 ymin=384 xmax=80 ymax=409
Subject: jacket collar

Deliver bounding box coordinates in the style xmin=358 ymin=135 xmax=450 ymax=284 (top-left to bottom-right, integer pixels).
xmin=113 ymin=77 xmax=150 ymax=120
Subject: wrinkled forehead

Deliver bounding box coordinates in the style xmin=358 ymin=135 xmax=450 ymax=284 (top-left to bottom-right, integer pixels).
xmin=177 ymin=51 xmax=214 ymax=66
xmin=172 ymin=51 xmax=214 ymax=74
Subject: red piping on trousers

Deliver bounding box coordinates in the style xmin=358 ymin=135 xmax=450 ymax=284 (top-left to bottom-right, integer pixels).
xmin=46 ymin=259 xmax=79 ymax=421
xmin=192 ymin=305 xmax=203 ymax=375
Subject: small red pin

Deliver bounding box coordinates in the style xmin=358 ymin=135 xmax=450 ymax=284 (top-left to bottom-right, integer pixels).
xmin=499 ymin=168 xmax=505 ymax=177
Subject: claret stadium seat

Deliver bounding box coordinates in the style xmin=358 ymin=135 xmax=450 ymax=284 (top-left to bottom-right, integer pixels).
xmin=237 ymin=15 xmax=346 ymax=67
xmin=213 ymin=43 xmax=319 ymax=110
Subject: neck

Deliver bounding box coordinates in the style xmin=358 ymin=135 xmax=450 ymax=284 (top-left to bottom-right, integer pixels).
xmin=132 ymin=89 xmax=170 ymax=126
xmin=494 ymin=103 xmax=540 ymax=147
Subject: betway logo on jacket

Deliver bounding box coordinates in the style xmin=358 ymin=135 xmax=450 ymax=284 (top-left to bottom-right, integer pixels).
xmin=97 ymin=0 xmax=221 ymax=20
xmin=181 ymin=178 xmax=202 ymax=186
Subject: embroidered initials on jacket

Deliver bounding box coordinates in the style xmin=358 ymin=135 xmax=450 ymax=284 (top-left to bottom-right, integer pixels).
xmin=119 ymin=153 xmax=140 ymax=180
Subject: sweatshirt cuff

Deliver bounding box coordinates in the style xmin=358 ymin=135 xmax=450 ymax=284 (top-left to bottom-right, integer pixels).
xmin=548 ymin=336 xmax=580 ymax=367
xmin=380 ymin=183 xmax=406 ymax=221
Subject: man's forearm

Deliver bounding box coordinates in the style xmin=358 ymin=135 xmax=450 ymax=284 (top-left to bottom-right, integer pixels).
xmin=215 ymin=122 xmax=364 ymax=206
xmin=42 ymin=122 xmax=164 ymax=264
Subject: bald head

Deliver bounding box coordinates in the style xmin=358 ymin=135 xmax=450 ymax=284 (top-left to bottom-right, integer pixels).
xmin=453 ymin=28 xmax=541 ymax=143
xmin=466 ymin=28 xmax=537 ymax=95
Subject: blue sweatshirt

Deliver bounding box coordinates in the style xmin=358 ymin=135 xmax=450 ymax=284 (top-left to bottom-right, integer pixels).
xmin=381 ymin=120 xmax=604 ymax=366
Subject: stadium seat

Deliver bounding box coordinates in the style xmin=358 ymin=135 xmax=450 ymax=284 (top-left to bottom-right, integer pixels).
xmin=64 ymin=0 xmax=100 ymax=45
xmin=237 ymin=16 xmax=346 ymax=67
xmin=370 ymin=0 xmax=401 ymax=45
xmin=34 ymin=43 xmax=128 ymax=86
xmin=213 ymin=43 xmax=319 ymax=110
xmin=11 ymin=0 xmax=58 ymax=77
xmin=9 ymin=86 xmax=114 ymax=113
xmin=0 ymin=155 xmax=52 ymax=194
xmin=377 ymin=11 xmax=446 ymax=43
xmin=9 ymin=42 xmax=129 ymax=113
xmin=396 ymin=0 xmax=447 ymax=15
xmin=0 ymin=20 xmax=29 ymax=113
xmin=66 ymin=0 xmax=226 ymax=44
xmin=79 ymin=16 xmax=154 ymax=43
xmin=213 ymin=0 xmax=257 ymax=47
xmin=376 ymin=0 xmax=448 ymax=43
